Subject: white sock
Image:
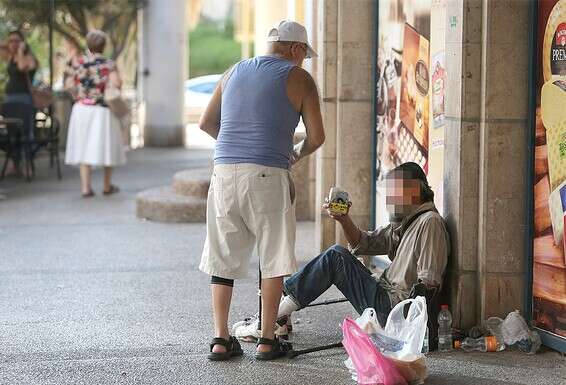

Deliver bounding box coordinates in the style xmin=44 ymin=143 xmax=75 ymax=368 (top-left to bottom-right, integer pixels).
xmin=277 ymin=296 xmax=299 ymax=318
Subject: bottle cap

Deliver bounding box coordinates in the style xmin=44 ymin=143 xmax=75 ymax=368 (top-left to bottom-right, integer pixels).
xmin=441 ymin=304 xmax=449 ymax=310
xmin=454 ymin=340 xmax=461 ymax=349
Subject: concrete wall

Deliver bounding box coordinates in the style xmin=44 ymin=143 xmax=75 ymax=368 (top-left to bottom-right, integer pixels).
xmin=139 ymin=0 xmax=187 ymax=147
xmin=443 ymin=0 xmax=530 ymax=328
xmin=315 ymin=0 xmax=339 ymax=250
xmin=314 ymin=0 xmax=375 ymax=250
xmin=477 ymin=0 xmax=530 ymax=322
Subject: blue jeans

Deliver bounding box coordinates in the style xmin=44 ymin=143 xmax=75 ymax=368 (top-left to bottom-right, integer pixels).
xmin=284 ymin=245 xmax=392 ymax=326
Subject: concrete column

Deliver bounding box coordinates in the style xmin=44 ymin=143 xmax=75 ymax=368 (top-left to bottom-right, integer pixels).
xmin=254 ymin=0 xmax=288 ymax=56
xmin=444 ymin=0 xmax=530 ymax=328
xmin=304 ymin=0 xmax=319 ymax=222
xmin=140 ymin=0 xmax=187 ymax=146
xmin=443 ymin=0 xmax=482 ymax=329
xmin=477 ymin=0 xmax=530 ymax=320
xmin=315 ymin=0 xmax=338 ymax=250
xmin=334 ymin=0 xmax=374 ymax=244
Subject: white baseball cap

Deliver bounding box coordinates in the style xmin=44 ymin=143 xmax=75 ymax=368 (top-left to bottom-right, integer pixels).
xmin=267 ymin=20 xmax=318 ymax=59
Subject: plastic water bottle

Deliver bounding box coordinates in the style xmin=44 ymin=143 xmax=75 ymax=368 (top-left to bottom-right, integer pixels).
xmin=455 ymin=336 xmax=505 ymax=352
xmin=437 ymin=304 xmax=453 ymax=352
xmin=421 ymin=326 xmax=429 ymax=353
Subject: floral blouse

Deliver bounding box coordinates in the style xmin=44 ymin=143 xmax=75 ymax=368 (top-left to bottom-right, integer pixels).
xmin=70 ymin=53 xmax=116 ymax=106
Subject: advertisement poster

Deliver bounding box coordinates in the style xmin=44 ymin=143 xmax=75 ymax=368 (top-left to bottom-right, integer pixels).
xmin=431 ymin=51 xmax=446 ymax=129
xmin=375 ymin=0 xmax=432 ymax=226
xmin=399 ymin=23 xmax=430 ymax=164
xmin=375 ymin=0 xmax=447 ymax=224
xmin=533 ymin=0 xmax=566 ymax=340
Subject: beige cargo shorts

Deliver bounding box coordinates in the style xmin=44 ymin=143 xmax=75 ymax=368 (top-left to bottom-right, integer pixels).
xmin=199 ymin=163 xmax=297 ymax=279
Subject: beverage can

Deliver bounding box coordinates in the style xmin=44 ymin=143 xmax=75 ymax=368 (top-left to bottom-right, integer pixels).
xmin=328 ymin=187 xmax=350 ymax=215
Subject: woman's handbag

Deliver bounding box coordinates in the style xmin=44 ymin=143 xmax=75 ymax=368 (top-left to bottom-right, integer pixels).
xmin=104 ymin=85 xmax=130 ymax=119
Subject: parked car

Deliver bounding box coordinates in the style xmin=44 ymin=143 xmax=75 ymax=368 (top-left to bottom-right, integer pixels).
xmin=184 ymin=74 xmax=222 ymax=123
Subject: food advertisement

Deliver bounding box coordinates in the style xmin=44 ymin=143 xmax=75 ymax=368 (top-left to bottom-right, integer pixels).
xmin=375 ymin=0 xmax=446 ymax=224
xmin=532 ymin=0 xmax=566 ymax=340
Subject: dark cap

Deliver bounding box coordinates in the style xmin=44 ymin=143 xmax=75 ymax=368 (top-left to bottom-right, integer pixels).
xmin=386 ymin=162 xmax=428 ymax=184
xmin=385 ymin=162 xmax=434 ymax=202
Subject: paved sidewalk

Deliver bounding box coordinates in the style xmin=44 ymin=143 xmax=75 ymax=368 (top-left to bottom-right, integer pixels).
xmin=0 ymin=148 xmax=565 ymax=385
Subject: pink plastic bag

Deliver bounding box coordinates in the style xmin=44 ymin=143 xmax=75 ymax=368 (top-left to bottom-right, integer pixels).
xmin=342 ymin=317 xmax=407 ymax=385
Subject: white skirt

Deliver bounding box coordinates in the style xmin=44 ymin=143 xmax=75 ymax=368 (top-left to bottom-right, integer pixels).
xmin=65 ymin=103 xmax=126 ymax=167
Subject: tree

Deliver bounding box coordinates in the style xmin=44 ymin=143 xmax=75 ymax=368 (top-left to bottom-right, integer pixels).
xmin=0 ymin=0 xmax=145 ymax=60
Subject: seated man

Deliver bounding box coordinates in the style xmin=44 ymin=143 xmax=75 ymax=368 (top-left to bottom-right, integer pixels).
xmin=235 ymin=162 xmax=450 ymax=338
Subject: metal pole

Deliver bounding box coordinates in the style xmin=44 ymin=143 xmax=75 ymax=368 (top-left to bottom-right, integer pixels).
xmin=257 ymin=266 xmax=262 ymax=331
xmin=49 ymin=0 xmax=54 ymax=88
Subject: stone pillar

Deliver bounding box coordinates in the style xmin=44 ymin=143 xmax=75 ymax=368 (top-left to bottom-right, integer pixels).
xmin=254 ymin=0 xmax=288 ymax=56
xmin=443 ymin=0 xmax=482 ymax=329
xmin=477 ymin=0 xmax=530 ymax=321
xmin=140 ymin=0 xmax=187 ymax=146
xmin=304 ymin=0 xmax=319 ymax=222
xmin=444 ymin=0 xmax=530 ymax=328
xmin=334 ymin=0 xmax=374 ymax=244
xmin=315 ymin=0 xmax=338 ymax=250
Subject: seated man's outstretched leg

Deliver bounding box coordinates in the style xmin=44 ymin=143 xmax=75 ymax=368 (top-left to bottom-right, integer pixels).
xmin=282 ymin=245 xmax=391 ymax=325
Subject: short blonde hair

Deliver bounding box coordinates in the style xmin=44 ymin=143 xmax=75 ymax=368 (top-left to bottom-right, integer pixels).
xmin=86 ymin=30 xmax=107 ymax=54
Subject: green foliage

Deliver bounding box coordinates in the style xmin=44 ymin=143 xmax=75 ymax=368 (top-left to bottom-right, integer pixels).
xmin=0 ymin=0 xmax=143 ymax=59
xmin=0 ymin=0 xmax=143 ymax=96
xmin=189 ymin=20 xmax=244 ymax=78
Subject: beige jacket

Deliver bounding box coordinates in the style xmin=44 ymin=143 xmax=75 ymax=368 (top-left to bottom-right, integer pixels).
xmin=349 ymin=201 xmax=450 ymax=306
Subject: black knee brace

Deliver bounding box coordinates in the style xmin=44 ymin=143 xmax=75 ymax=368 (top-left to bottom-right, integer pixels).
xmin=211 ymin=275 xmax=234 ymax=287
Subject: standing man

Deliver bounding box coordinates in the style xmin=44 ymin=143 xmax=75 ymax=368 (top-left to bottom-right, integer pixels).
xmin=199 ymin=20 xmax=325 ymax=361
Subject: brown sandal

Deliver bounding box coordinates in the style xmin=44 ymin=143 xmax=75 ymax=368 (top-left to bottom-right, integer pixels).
xmin=82 ymin=190 xmax=95 ymax=198
xmin=103 ymin=185 xmax=120 ymax=196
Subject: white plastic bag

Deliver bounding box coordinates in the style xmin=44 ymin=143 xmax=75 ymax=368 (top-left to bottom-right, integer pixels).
xmin=500 ymin=310 xmax=542 ymax=354
xmin=355 ymin=308 xmax=383 ymax=334
xmin=501 ymin=311 xmax=531 ymax=345
xmin=383 ymin=296 xmax=428 ymax=361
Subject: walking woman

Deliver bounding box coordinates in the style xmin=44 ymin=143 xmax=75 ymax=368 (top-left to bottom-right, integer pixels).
xmin=65 ymin=30 xmax=125 ymax=197
xmin=0 ymin=30 xmax=38 ymax=174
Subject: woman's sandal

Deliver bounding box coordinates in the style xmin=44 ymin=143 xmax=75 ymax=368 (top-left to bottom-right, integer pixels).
xmin=82 ymin=190 xmax=95 ymax=198
xmin=208 ymin=336 xmax=243 ymax=361
xmin=103 ymin=185 xmax=120 ymax=196
xmin=255 ymin=337 xmax=292 ymax=361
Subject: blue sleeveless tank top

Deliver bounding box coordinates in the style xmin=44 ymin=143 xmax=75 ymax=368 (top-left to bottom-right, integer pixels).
xmin=214 ymin=56 xmax=300 ymax=169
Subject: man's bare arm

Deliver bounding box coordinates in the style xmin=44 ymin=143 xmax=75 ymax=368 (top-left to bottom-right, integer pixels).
xmin=291 ymin=69 xmax=325 ymax=164
xmin=198 ymin=67 xmax=235 ymax=140
xmin=198 ymin=79 xmax=223 ymax=139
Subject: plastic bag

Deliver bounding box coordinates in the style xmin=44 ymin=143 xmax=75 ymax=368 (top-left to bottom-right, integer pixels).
xmin=342 ymin=317 xmax=407 ymax=385
xmin=354 ymin=308 xmax=412 ymax=356
xmin=383 ymin=296 xmax=428 ymax=361
xmin=356 ymin=308 xmax=383 ymax=334
xmin=501 ymin=311 xmax=541 ymax=354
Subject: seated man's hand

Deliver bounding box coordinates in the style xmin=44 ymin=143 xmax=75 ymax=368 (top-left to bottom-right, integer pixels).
xmin=322 ymin=199 xmax=352 ymax=223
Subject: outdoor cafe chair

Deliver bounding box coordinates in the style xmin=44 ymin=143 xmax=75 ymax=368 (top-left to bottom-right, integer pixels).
xmin=0 ymin=114 xmax=32 ymax=182
xmin=0 ymin=102 xmax=62 ymax=181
